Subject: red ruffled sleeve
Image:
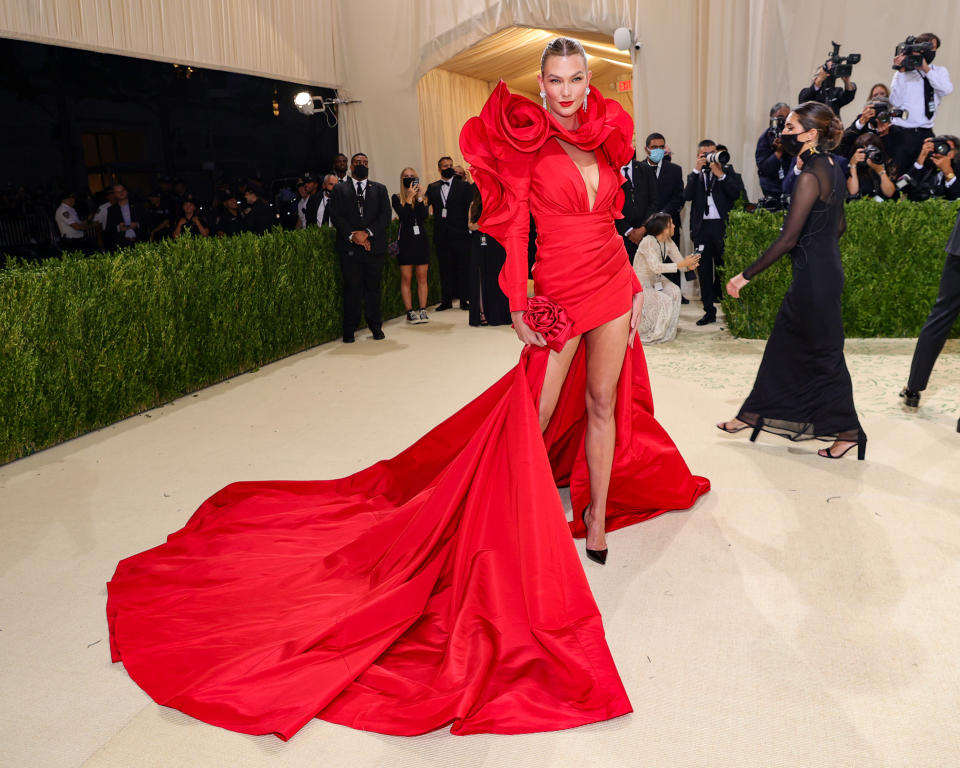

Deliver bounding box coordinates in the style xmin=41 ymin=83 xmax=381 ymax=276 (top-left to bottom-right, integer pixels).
xmin=460 ymin=81 xmax=638 ymax=311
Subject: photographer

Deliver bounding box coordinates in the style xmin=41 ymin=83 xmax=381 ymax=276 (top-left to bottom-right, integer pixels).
xmin=684 ymin=140 xmax=746 ymax=325
xmin=837 ymin=97 xmax=904 ymax=162
xmin=847 ymin=134 xmax=897 ymax=200
xmin=902 ymin=135 xmax=960 ymax=201
xmin=756 ymin=102 xmax=793 ymax=199
xmin=890 ymin=33 xmax=953 ymax=170
xmin=798 ymin=55 xmax=857 ymax=116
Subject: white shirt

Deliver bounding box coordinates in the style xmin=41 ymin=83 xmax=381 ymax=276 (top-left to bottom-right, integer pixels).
xmin=352 ymin=178 xmax=367 ymax=196
xmin=439 ymin=180 xmax=451 ymax=206
xmin=315 ymin=194 xmax=331 ymax=226
xmin=119 ymin=202 xmax=136 ymax=239
xmin=56 ymin=203 xmax=84 ymax=239
xmin=702 ymin=171 xmax=726 ymax=220
xmin=296 ymin=197 xmax=308 ymax=227
xmin=94 ymin=202 xmax=111 ymax=228
xmin=890 ymin=65 xmax=953 ymax=129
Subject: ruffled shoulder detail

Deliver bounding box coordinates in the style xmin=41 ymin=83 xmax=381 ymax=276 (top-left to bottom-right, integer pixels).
xmin=460 ymin=81 xmax=635 ymax=236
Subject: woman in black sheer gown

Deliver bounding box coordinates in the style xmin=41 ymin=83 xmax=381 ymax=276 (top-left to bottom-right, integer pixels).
xmin=720 ymin=102 xmax=867 ymax=460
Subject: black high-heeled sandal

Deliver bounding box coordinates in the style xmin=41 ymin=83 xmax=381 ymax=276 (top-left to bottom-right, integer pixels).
xmin=581 ymin=506 xmax=607 ymax=565
xmin=716 ymin=420 xmax=750 ymax=434
xmin=818 ymin=435 xmax=867 ymax=461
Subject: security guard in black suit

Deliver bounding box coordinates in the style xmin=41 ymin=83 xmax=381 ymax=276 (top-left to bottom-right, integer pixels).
xmin=902 ymin=204 xmax=960 ymax=424
xmin=643 ymin=133 xmax=686 ymax=286
xmin=330 ymin=153 xmax=392 ymax=343
xmin=426 ymin=156 xmax=472 ymax=310
xmin=616 ymin=150 xmax=659 ymax=265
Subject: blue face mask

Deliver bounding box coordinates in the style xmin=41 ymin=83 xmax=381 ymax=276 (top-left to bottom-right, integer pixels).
xmin=648 ymin=148 xmax=665 ymax=163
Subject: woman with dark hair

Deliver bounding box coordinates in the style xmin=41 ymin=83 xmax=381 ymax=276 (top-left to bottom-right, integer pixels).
xmin=466 ymin=185 xmax=511 ymax=326
xmin=107 ymin=36 xmax=708 ymax=740
xmin=721 ymin=101 xmax=867 ymax=460
xmin=848 ymin=132 xmax=897 ymax=199
xmin=633 ymin=212 xmax=700 ymax=342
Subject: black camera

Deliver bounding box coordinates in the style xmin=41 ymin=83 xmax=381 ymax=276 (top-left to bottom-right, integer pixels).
xmin=767 ymin=115 xmax=786 ymax=140
xmin=870 ymin=103 xmax=909 ymax=124
xmin=757 ymin=194 xmax=790 ymax=212
xmin=826 ymin=40 xmax=861 ymax=79
xmin=402 ymin=176 xmax=420 ymax=188
xmin=859 ymin=145 xmax=887 ymax=165
xmin=894 ymin=36 xmax=934 ymax=72
xmin=932 ymin=136 xmax=953 ymax=156
xmin=703 ymin=146 xmax=730 ymax=166
xmin=895 ymin=173 xmax=933 ymax=201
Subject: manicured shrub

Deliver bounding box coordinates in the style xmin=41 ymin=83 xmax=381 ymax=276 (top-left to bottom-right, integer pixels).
xmin=0 ymin=221 xmax=439 ymax=464
xmin=722 ymin=198 xmax=960 ymax=338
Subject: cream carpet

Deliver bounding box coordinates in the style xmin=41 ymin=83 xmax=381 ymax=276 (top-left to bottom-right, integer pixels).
xmin=2 ymin=304 xmax=958 ymax=768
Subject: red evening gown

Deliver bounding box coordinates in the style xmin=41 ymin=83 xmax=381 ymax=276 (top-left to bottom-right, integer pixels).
xmin=107 ymin=82 xmax=710 ymax=740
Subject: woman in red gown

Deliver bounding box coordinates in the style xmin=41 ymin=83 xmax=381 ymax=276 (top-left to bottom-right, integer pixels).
xmin=107 ymin=37 xmax=709 ymax=740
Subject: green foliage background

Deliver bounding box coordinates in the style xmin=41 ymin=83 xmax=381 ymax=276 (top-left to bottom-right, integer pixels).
xmin=0 ymin=221 xmax=439 ymax=464
xmin=722 ymin=198 xmax=960 ymax=338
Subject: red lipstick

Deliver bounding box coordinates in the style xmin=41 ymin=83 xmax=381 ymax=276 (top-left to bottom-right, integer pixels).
xmin=559 ymin=100 xmax=574 ymax=107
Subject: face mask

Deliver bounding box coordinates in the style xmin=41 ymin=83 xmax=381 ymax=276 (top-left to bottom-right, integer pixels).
xmin=779 ymin=131 xmax=807 ymax=156
xmin=353 ymin=165 xmax=369 ymax=180
xmin=648 ymin=148 xmax=665 ymax=163
xmin=924 ymin=50 xmax=936 ymax=64
xmin=440 ymin=167 xmax=455 ymax=179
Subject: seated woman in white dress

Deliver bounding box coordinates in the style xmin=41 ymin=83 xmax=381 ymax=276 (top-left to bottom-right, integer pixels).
xmin=633 ymin=213 xmax=700 ymax=343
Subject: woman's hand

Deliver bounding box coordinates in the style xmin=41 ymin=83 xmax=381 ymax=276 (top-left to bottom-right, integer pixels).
xmin=678 ymin=253 xmax=701 ymax=271
xmin=850 ymin=148 xmax=865 ymax=168
xmin=726 ymin=272 xmax=749 ymax=299
xmin=867 ymin=159 xmax=885 ymax=175
xmin=628 ymin=291 xmax=644 ymax=348
xmin=511 ymin=310 xmax=546 ymax=347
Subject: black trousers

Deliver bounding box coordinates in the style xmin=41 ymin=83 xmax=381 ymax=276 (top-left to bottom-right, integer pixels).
xmin=908 ymin=253 xmax=960 ymax=391
xmin=694 ymin=219 xmax=725 ymax=315
xmin=339 ymin=249 xmax=385 ymax=335
xmin=893 ymin=127 xmax=934 ymax=174
xmin=436 ymin=236 xmax=470 ymax=305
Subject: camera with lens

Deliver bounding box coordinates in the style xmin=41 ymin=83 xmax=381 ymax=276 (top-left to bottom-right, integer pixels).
xmin=766 ymin=115 xmax=786 ymax=141
xmin=895 ymin=172 xmax=934 ymax=201
xmin=757 ymin=193 xmax=790 ymax=212
xmin=402 ymin=176 xmax=420 ymax=188
xmin=825 ymin=40 xmax=861 ymax=79
xmin=932 ymin=136 xmax=952 ymax=156
xmin=894 ymin=36 xmax=934 ymax=72
xmin=703 ymin=145 xmax=731 ymax=166
xmin=871 ymin=103 xmax=909 ymax=124
xmin=859 ymin=145 xmax=887 ymax=165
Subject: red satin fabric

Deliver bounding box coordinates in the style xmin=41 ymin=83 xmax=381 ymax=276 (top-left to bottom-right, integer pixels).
xmin=107 ymin=82 xmax=710 ymax=741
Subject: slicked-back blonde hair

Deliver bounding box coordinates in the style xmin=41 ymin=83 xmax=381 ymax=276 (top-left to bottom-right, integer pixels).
xmin=540 ymin=36 xmax=588 ymax=73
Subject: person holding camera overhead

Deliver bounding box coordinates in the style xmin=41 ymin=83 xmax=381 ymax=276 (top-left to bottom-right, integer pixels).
xmin=684 ymin=139 xmax=746 ymax=326
xmin=848 ymin=134 xmax=897 ymax=199
xmin=756 ymin=102 xmax=793 ymax=200
xmin=890 ymin=33 xmax=953 ymax=171
xmin=798 ymin=43 xmax=860 ymax=116
xmin=392 ymin=168 xmax=431 ymax=324
xmin=721 ymin=102 xmax=867 ymax=461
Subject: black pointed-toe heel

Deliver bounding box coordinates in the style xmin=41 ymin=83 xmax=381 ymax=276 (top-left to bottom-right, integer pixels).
xmin=749 ymin=426 xmax=761 ymax=442
xmin=581 ymin=506 xmax=608 ymax=566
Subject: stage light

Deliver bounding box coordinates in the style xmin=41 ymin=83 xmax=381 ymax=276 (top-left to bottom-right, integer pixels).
xmin=293 ymin=92 xmax=361 ymax=117
xmin=613 ymin=27 xmax=640 ymax=52
xmin=294 ymin=91 xmax=316 ymax=115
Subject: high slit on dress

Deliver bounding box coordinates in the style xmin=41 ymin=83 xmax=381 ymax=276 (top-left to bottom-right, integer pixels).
xmin=107 ymin=81 xmax=710 ymax=740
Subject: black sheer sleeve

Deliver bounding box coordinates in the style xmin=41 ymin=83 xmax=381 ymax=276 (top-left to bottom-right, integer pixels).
xmin=742 ymin=170 xmax=819 ymax=280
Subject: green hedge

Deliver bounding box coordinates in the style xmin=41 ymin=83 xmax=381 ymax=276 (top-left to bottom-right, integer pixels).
xmin=0 ymin=221 xmax=440 ymax=464
xmin=722 ymin=198 xmax=960 ymax=338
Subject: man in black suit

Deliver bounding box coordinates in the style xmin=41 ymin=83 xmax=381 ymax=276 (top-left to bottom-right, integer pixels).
xmin=426 ymin=156 xmax=472 ymax=310
xmin=798 ymin=59 xmax=858 ymax=117
xmin=304 ymin=173 xmax=338 ymax=228
xmin=643 ymin=132 xmax=686 ymax=287
xmin=617 ymin=149 xmax=659 ymax=265
xmin=330 ymin=152 xmax=391 ymax=343
xmin=104 ymin=184 xmax=149 ymax=249
xmin=684 ymin=139 xmax=746 ymax=325
xmin=901 ymin=205 xmax=960 ymax=416
xmin=756 ymin=103 xmax=793 ymax=200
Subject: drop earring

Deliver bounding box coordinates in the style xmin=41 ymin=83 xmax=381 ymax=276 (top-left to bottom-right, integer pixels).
xmin=540 ymin=90 xmax=547 ymax=110
xmin=583 ymin=86 xmax=590 ymax=113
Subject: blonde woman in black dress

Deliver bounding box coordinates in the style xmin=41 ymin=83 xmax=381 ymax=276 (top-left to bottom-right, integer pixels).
xmin=392 ymin=167 xmax=431 ymax=324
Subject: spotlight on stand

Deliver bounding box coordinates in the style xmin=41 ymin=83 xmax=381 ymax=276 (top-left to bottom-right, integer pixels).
xmin=613 ymin=27 xmax=640 ymax=52
xmin=293 ymin=91 xmax=361 ymax=116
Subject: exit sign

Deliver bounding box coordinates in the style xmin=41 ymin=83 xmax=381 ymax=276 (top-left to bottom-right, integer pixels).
xmin=616 ymin=79 xmax=633 ymax=93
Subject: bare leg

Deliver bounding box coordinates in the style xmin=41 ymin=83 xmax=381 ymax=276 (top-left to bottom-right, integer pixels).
xmin=582 ymin=310 xmax=631 ymax=552
xmin=400 ymin=265 xmax=413 ymax=311
xmin=538 ymin=334 xmax=582 ymax=433
xmin=415 ymin=264 xmax=429 ymax=310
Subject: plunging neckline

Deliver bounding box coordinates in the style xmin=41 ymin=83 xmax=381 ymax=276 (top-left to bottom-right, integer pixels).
xmin=554 ymin=137 xmax=602 ymax=212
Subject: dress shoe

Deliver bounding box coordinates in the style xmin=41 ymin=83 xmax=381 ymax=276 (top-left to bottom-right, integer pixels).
xmin=695 ymin=313 xmax=716 ymax=326
xmin=460 ymin=301 xmax=471 ymax=310
xmin=681 ymin=297 xmax=689 ymax=304
xmin=371 ymin=329 xmax=386 ymax=340
xmin=435 ymin=302 xmax=453 ymax=311
xmin=899 ymin=387 xmax=920 ymax=408
xmin=342 ymin=332 xmax=355 ymax=343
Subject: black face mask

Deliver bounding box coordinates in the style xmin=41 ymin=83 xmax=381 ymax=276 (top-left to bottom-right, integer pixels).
xmin=352 ymin=165 xmax=369 ymax=180
xmin=779 ymin=131 xmax=806 ymax=156
xmin=440 ymin=167 xmax=455 ymax=180
xmin=924 ymin=50 xmax=937 ymax=64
